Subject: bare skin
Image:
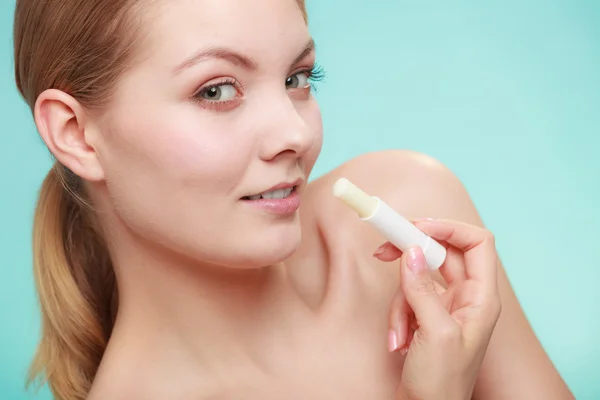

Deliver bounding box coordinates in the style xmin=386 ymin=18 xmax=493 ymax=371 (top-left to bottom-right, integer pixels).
xmin=31 ymin=0 xmax=573 ymax=398
xmin=88 ymin=151 xmax=572 ymax=400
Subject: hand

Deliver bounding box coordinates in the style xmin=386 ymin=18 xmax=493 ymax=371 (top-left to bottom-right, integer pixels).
xmin=374 ymin=219 xmax=502 ymax=400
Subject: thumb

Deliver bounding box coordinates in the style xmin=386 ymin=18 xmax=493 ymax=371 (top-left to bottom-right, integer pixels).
xmin=400 ymin=246 xmax=455 ymax=335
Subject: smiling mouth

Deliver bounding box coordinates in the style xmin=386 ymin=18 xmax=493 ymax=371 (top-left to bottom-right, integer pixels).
xmin=241 ymin=186 xmax=297 ymax=200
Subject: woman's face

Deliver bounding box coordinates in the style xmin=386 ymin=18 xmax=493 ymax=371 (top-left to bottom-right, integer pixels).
xmin=94 ymin=0 xmax=323 ymax=268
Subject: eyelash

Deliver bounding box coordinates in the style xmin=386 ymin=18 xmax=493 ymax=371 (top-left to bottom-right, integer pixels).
xmin=191 ymin=63 xmax=326 ymax=109
xmin=303 ymin=63 xmax=326 ymax=88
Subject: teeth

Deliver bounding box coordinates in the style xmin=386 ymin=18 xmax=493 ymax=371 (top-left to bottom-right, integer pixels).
xmin=246 ymin=187 xmax=293 ymax=200
xmin=261 ymin=188 xmax=293 ymax=199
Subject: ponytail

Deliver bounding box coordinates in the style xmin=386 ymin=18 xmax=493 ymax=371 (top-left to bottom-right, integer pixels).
xmin=26 ymin=163 xmax=117 ymax=400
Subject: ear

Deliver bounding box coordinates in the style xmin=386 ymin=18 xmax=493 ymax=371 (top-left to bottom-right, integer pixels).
xmin=34 ymin=89 xmax=105 ymax=182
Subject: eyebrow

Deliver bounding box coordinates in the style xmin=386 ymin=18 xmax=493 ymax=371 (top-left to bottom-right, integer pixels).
xmin=172 ymin=38 xmax=316 ymax=76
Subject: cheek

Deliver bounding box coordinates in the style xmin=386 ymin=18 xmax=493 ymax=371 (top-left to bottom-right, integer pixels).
xmin=97 ymin=107 xmax=254 ymax=242
xmin=103 ymin=107 xmax=251 ymax=193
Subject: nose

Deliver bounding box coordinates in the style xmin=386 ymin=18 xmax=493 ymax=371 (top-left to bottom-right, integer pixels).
xmin=258 ymin=96 xmax=315 ymax=162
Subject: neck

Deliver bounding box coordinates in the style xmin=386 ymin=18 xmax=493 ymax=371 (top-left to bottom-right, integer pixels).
xmin=105 ymin=227 xmax=308 ymax=378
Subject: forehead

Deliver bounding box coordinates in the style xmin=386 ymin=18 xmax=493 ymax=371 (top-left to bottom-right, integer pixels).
xmin=145 ymin=0 xmax=309 ymax=67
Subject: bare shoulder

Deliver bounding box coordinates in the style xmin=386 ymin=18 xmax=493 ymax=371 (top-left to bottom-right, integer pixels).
xmin=299 ymin=149 xmax=481 ymax=298
xmin=300 ymin=149 xmax=483 ymax=294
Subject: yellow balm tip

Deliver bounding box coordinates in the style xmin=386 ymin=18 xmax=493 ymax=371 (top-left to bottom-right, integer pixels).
xmin=332 ymin=178 xmax=378 ymax=219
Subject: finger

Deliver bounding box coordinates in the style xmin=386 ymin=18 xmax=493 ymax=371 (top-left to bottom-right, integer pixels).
xmin=410 ymin=219 xmax=466 ymax=285
xmin=400 ymin=315 xmax=416 ymax=355
xmin=414 ymin=219 xmax=498 ymax=288
xmin=400 ymin=246 xmax=456 ymax=335
xmin=432 ymin=279 xmax=446 ymax=297
xmin=374 ymin=241 xmax=403 ymax=262
xmin=388 ymin=283 xmax=411 ymax=352
xmin=437 ymin=246 xmax=467 ymax=285
xmin=374 ymin=241 xmax=464 ymax=287
xmin=374 ymin=242 xmax=448 ymax=295
xmin=385 ymin=249 xmax=447 ymax=353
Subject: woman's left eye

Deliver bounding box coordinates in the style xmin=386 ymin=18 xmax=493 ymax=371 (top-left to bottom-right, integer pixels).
xmin=198 ymin=83 xmax=237 ymax=101
xmin=285 ymin=72 xmax=310 ymax=89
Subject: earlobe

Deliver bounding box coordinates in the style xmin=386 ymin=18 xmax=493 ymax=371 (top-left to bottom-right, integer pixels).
xmin=34 ymin=89 xmax=105 ymax=182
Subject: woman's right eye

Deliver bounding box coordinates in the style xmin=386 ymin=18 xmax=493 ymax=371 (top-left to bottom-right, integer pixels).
xmin=198 ymin=83 xmax=237 ymax=102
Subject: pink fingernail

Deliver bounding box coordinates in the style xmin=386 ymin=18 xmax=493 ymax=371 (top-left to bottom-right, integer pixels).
xmin=407 ymin=247 xmax=425 ymax=274
xmin=373 ymin=246 xmax=385 ymax=256
xmin=388 ymin=329 xmax=399 ymax=352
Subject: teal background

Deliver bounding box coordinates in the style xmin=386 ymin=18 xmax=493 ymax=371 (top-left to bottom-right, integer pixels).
xmin=1 ymin=0 xmax=599 ymax=398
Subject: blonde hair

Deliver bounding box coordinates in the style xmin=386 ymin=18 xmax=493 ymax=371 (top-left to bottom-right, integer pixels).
xmin=13 ymin=1 xmax=308 ymax=399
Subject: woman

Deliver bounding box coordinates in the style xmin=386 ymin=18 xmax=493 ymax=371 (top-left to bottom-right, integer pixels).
xmin=14 ymin=0 xmax=573 ymax=399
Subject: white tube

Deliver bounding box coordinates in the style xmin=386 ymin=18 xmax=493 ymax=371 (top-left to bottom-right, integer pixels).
xmin=333 ymin=178 xmax=446 ymax=270
xmin=366 ymin=197 xmax=446 ymax=270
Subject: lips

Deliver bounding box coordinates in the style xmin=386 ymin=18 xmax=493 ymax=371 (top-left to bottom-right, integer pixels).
xmin=241 ymin=179 xmax=302 ymax=201
xmin=242 ymin=187 xmax=296 ymax=200
xmin=240 ymin=180 xmax=302 ymax=215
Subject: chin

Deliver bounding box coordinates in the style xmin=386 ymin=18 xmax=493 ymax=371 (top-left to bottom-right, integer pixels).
xmin=155 ymin=215 xmax=303 ymax=270
xmin=238 ymin=221 xmax=302 ymax=268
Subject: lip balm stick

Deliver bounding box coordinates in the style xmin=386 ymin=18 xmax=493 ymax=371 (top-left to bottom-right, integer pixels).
xmin=332 ymin=177 xmax=446 ymax=270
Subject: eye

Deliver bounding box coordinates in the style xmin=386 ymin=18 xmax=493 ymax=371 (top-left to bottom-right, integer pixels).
xmin=286 ymin=72 xmax=310 ymax=89
xmin=199 ymin=83 xmax=237 ymax=101
xmin=286 ymin=64 xmax=326 ymax=91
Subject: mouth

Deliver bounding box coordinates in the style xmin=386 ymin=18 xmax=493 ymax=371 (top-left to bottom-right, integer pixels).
xmin=241 ymin=185 xmax=298 ymax=201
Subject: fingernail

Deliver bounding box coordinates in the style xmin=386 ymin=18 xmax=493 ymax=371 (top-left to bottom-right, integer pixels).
xmin=407 ymin=247 xmax=425 ymax=274
xmin=388 ymin=329 xmax=399 ymax=352
xmin=373 ymin=246 xmax=385 ymax=256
